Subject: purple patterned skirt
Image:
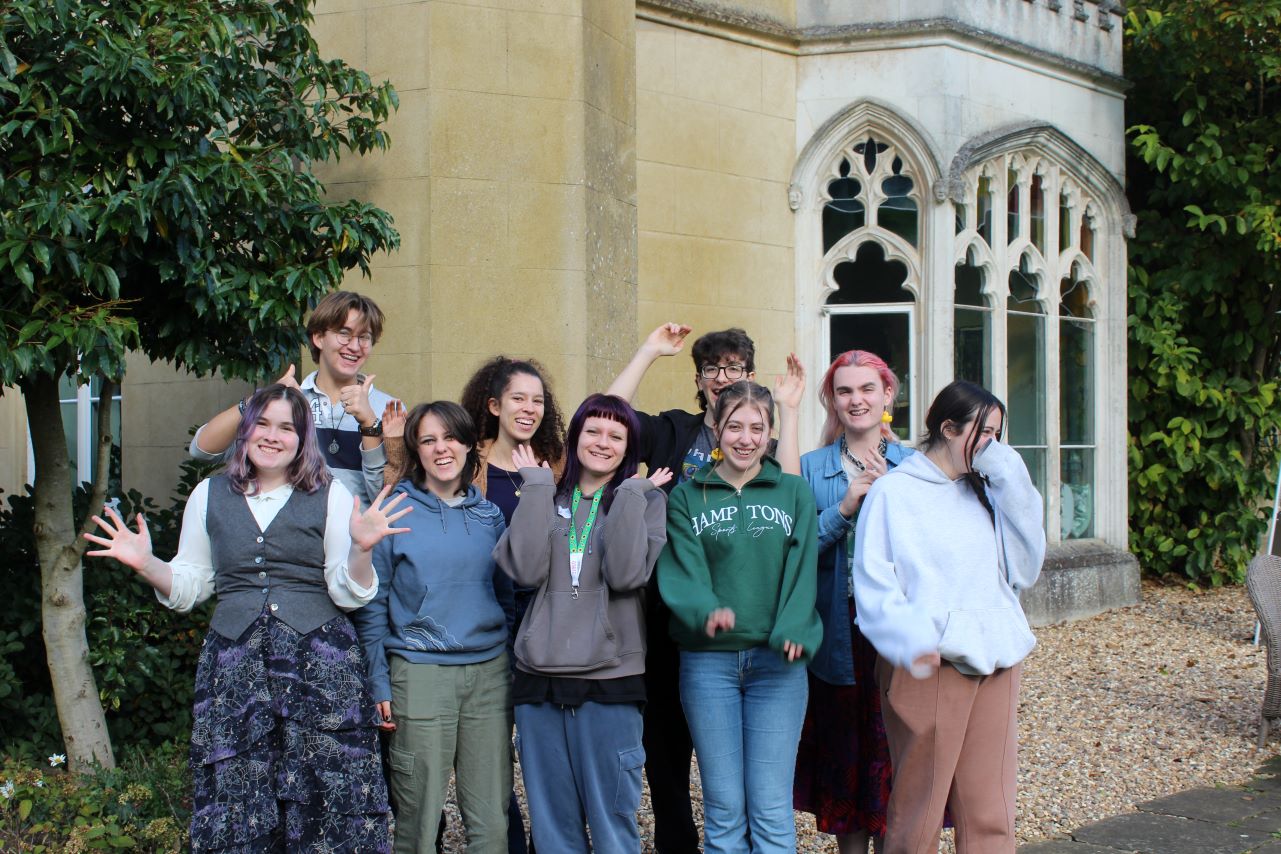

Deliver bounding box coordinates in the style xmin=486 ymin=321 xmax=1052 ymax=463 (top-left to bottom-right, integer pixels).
xmin=188 ymin=609 xmax=391 ymax=852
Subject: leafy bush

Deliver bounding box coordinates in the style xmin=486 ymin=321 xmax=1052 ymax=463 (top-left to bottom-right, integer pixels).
xmin=0 ymin=742 xmax=190 ymax=852
xmin=1125 ymin=2 xmax=1281 ymax=584
xmin=0 ymin=458 xmax=216 ymax=756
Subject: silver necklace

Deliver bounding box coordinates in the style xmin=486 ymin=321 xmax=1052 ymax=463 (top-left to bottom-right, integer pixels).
xmin=840 ymin=434 xmax=888 ymax=472
xmin=326 ymin=398 xmax=343 ymax=455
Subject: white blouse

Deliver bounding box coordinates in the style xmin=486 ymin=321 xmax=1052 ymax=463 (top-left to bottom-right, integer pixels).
xmin=159 ymin=478 xmax=377 ymax=613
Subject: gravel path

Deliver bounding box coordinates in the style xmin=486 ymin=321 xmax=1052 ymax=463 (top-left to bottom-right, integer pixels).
xmin=441 ymin=580 xmax=1272 ymax=851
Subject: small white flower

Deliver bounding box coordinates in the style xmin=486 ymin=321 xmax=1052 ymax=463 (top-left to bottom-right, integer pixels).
xmin=35 ymin=779 xmax=45 ymax=788
xmin=48 ymin=753 xmax=66 ymax=767
xmin=0 ymin=780 xmax=14 ymax=799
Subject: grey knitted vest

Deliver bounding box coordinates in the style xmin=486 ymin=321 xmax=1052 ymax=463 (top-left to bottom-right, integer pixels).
xmin=206 ymin=475 xmax=340 ymax=639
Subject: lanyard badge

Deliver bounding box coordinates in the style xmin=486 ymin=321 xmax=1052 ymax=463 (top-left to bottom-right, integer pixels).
xmin=567 ymin=486 xmax=603 ymax=600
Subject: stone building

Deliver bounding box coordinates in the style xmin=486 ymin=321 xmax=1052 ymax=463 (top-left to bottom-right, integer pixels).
xmin=0 ymin=0 xmax=1138 ymax=620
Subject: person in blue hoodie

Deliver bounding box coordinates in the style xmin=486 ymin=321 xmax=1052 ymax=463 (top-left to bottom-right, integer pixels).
xmin=795 ymin=350 xmax=912 ymax=854
xmin=354 ymin=401 xmax=511 ymax=854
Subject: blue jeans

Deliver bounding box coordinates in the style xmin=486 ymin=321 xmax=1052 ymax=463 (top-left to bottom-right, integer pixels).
xmin=514 ymin=701 xmax=645 ymax=854
xmin=679 ymin=649 xmax=809 ymax=854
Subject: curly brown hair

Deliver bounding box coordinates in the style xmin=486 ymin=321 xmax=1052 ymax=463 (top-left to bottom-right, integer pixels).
xmin=458 ymin=356 xmax=566 ymax=465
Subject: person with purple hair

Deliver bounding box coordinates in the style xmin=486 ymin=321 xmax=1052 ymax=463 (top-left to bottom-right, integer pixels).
xmin=492 ymin=394 xmax=672 ymax=853
xmin=85 ymin=384 xmax=411 ymax=852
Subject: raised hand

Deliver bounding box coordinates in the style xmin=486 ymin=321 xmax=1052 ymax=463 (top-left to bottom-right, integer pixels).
xmin=340 ymin=374 xmax=377 ymax=428
xmin=275 ymin=363 xmax=300 ymax=390
xmin=350 ymin=485 xmax=412 ymax=552
xmin=782 ymin=640 xmax=805 ymax=662
xmin=382 ymin=399 xmax=408 ymax=440
xmin=705 ymin=607 xmax=736 ymax=638
xmin=643 ymin=466 xmax=674 ymax=490
xmin=642 ymin=322 xmax=692 ymax=358
xmin=84 ymin=505 xmax=155 ymax=573
xmin=774 ymin=353 xmax=806 ymax=411
xmin=512 ymin=443 xmax=549 ymax=471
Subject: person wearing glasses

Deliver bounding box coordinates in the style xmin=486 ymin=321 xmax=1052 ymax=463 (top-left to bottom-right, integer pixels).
xmin=606 ymin=324 xmax=804 ymax=854
xmin=189 ymin=290 xmax=397 ymax=505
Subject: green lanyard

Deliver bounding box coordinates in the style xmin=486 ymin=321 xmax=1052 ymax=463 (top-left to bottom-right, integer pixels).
xmin=568 ymin=486 xmax=603 ymax=598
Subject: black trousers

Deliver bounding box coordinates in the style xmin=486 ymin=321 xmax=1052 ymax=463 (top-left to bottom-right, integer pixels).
xmin=643 ymin=596 xmax=701 ymax=854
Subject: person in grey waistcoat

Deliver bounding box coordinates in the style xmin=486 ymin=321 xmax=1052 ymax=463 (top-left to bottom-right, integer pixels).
xmin=85 ymin=384 xmax=412 ymax=853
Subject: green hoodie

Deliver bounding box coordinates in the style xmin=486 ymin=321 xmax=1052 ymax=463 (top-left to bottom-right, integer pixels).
xmin=658 ymin=456 xmax=822 ymax=662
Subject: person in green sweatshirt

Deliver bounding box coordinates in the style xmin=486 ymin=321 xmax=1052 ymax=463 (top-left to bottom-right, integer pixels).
xmin=657 ymin=380 xmax=822 ymax=854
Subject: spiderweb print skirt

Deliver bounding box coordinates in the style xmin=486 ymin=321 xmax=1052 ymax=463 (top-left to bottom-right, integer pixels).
xmin=188 ymin=609 xmax=391 ymax=853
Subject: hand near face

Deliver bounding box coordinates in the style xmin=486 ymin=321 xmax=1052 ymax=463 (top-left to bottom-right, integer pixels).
xmin=381 ymin=399 xmax=408 ymax=440
xmin=84 ymin=505 xmax=155 ymax=572
xmin=773 ymin=353 xmax=805 ymax=411
xmin=705 ymin=607 xmax=736 ymax=637
xmin=837 ymin=450 xmax=889 ymax=518
xmin=643 ymin=322 xmax=693 ymax=358
xmin=512 ymin=443 xmax=549 ymax=471
xmin=350 ymin=485 xmax=412 ymax=552
xmin=340 ymin=374 xmax=377 ymax=428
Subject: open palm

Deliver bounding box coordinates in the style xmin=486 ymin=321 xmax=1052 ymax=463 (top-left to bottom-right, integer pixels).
xmin=84 ymin=505 xmax=154 ymax=572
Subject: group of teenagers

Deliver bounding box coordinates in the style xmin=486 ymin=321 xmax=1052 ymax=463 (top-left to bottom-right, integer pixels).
xmin=86 ymin=289 xmax=1047 ymax=854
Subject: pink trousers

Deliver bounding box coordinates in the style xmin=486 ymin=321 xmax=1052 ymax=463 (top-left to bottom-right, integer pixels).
xmin=875 ymin=657 xmax=1021 ymax=854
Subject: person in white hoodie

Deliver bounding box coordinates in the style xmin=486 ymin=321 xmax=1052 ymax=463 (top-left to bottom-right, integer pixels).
xmin=852 ymin=380 xmax=1045 ymax=854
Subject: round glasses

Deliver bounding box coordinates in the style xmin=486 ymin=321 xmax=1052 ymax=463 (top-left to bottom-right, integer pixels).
xmin=332 ymin=329 xmax=374 ymax=348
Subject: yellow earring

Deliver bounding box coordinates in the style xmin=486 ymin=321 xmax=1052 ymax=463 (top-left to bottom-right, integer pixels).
xmin=710 ymin=448 xmax=724 ymax=462
xmin=881 ymin=410 xmax=894 ymax=424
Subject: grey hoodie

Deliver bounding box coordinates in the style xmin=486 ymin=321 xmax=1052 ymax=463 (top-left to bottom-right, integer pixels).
xmin=492 ymin=467 xmax=667 ymax=679
xmin=852 ymin=440 xmax=1046 ymax=675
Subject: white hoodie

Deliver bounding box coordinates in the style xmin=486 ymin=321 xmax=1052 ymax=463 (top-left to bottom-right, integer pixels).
xmin=852 ymin=440 xmax=1046 ymax=675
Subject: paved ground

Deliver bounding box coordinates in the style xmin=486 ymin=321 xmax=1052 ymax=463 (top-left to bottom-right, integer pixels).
xmin=1019 ymin=755 xmax=1281 ymax=854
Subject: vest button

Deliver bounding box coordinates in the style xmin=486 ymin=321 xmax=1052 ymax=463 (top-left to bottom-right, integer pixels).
xmin=262 ymin=588 xmax=268 ymax=594
xmin=255 ymin=556 xmax=263 ymax=564
xmin=256 ymin=536 xmax=264 ymax=544
xmin=258 ymin=571 xmax=266 ymax=579
xmin=270 ymin=603 xmax=279 ymax=612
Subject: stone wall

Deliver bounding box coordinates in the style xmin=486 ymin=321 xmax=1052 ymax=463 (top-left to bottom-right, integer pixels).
xmin=634 ymin=19 xmax=799 ymax=414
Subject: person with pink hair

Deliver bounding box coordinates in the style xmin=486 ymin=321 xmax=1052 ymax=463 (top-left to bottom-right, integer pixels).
xmin=794 ymin=350 xmax=911 ymax=854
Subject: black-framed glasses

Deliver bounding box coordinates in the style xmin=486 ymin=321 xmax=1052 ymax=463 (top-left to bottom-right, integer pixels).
xmin=699 ymin=363 xmax=746 ymax=381
xmin=333 ymin=328 xmax=374 ymax=348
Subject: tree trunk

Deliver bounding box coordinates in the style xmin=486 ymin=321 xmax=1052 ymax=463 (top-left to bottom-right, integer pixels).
xmin=22 ymin=373 xmax=116 ymax=770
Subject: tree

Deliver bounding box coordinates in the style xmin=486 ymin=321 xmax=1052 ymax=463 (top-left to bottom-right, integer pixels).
xmin=0 ymin=0 xmax=399 ymax=769
xmin=1125 ymin=1 xmax=1281 ymax=584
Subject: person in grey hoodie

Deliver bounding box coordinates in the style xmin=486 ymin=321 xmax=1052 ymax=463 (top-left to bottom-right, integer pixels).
xmin=354 ymin=401 xmax=511 ymax=854
xmin=852 ymin=380 xmax=1046 ymax=854
xmin=493 ymin=393 xmax=671 ymax=854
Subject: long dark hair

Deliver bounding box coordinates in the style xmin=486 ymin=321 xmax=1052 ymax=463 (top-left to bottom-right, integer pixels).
xmin=557 ymin=394 xmax=642 ymax=513
xmin=401 ymin=401 xmax=480 ymax=494
xmin=226 ymin=385 xmax=330 ymax=495
xmin=921 ymin=380 xmax=1006 ymax=517
xmin=459 ymin=356 xmax=566 ymax=465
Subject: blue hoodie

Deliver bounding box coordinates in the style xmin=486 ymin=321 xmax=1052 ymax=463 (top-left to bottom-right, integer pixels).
xmin=354 ymin=480 xmax=508 ymax=703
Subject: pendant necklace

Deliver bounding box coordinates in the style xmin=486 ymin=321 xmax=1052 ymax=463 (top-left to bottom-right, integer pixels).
xmin=326 ymin=396 xmax=343 ymax=455
xmin=501 ymin=466 xmax=524 ymax=497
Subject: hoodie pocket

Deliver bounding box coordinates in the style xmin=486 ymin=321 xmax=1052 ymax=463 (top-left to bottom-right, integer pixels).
xmin=937 ymin=607 xmax=1035 ymax=676
xmin=517 ymin=586 xmax=620 ymax=673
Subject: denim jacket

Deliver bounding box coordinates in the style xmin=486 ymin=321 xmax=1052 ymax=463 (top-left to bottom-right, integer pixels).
xmin=800 ymin=439 xmax=913 ymax=685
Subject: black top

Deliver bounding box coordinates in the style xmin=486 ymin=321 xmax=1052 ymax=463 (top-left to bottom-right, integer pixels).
xmin=512 ymin=670 xmax=647 ymax=707
xmin=485 ymin=463 xmax=523 ymax=526
xmin=634 ymin=408 xmax=707 ymax=495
